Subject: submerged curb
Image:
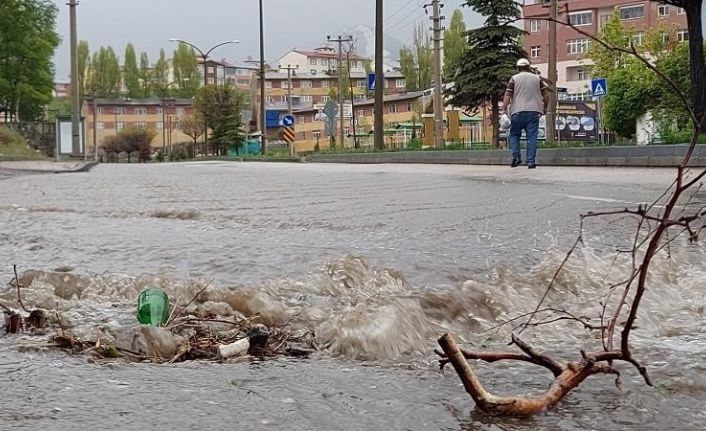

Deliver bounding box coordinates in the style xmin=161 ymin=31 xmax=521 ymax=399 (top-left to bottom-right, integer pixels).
xmin=0 ymin=160 xmax=99 ymax=174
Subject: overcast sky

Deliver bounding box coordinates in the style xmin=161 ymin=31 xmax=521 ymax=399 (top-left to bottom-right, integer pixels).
xmin=52 ymin=0 xmax=482 ymax=80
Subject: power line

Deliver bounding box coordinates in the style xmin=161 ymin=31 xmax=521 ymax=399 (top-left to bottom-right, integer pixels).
xmin=385 ymin=0 xmax=416 ymax=23
xmin=386 ymin=7 xmax=425 ymax=32
xmin=386 ymin=10 xmax=426 ymax=33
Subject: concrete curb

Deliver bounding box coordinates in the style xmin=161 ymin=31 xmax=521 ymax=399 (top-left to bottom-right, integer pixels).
xmin=307 ymin=145 xmax=706 ymax=167
xmin=0 ymin=160 xmax=99 ymax=174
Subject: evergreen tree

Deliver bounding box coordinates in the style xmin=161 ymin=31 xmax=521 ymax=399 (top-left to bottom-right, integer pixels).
xmin=139 ymin=52 xmax=152 ymax=97
xmin=173 ymin=43 xmax=200 ymax=97
xmin=444 ymin=0 xmax=525 ymax=147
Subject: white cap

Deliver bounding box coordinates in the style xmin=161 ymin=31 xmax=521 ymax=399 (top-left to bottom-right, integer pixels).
xmin=516 ymin=58 xmax=531 ymax=67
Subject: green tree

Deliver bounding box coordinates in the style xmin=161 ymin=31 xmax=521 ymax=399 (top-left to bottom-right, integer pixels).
xmin=445 ymin=0 xmax=525 ymax=147
xmin=398 ymin=23 xmax=434 ymax=92
xmin=443 ymin=9 xmax=468 ymax=77
xmin=153 ymin=49 xmax=169 ymax=95
xmin=78 ymin=40 xmax=91 ymax=100
xmin=123 ymin=43 xmax=140 ymax=98
xmin=399 ymin=47 xmax=418 ymax=91
xmin=88 ymin=47 xmax=121 ymax=97
xmin=194 ymin=85 xmax=246 ymax=155
xmin=0 ymin=0 xmax=60 ymax=121
xmin=139 ymin=52 xmax=152 ymax=97
xmin=173 ymin=43 xmax=200 ymax=97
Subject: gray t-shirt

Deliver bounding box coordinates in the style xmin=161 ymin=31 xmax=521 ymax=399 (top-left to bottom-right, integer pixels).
xmin=505 ymin=71 xmax=546 ymax=115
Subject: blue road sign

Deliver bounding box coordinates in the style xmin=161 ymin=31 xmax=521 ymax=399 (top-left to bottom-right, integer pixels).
xmin=368 ymin=73 xmax=376 ymax=90
xmin=282 ymin=115 xmax=295 ymax=127
xmin=591 ymin=78 xmax=607 ymax=98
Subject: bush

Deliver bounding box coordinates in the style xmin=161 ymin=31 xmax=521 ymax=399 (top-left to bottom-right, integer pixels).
xmin=101 ymin=128 xmax=157 ymax=163
xmin=0 ymin=126 xmax=44 ymax=160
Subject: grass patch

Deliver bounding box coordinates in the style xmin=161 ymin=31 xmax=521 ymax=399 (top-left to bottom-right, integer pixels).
xmin=0 ymin=127 xmax=45 ymax=161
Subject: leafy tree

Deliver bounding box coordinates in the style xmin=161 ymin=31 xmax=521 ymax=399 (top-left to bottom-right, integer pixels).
xmin=173 ymin=43 xmax=200 ymax=97
xmin=445 ymin=0 xmax=525 ymax=147
xmin=78 ymin=40 xmax=91 ymax=100
xmin=443 ymin=9 xmax=467 ymax=77
xmin=398 ymin=23 xmax=434 ymax=91
xmin=123 ymin=43 xmax=140 ymax=98
xmin=0 ymin=0 xmax=60 ymax=121
xmin=88 ymin=47 xmax=121 ymax=97
xmin=194 ymin=85 xmax=245 ymax=155
xmin=178 ymin=114 xmax=204 ymax=150
xmin=46 ymin=96 xmax=71 ymax=120
xmin=153 ymin=49 xmax=169 ymax=95
xmin=102 ymin=127 xmax=156 ymax=163
xmin=139 ymin=52 xmax=151 ymax=97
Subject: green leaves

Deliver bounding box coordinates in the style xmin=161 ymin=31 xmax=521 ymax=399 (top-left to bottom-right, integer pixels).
xmin=194 ymin=86 xmax=246 ymax=155
xmin=398 ymin=23 xmax=434 ymax=92
xmin=0 ymin=0 xmax=60 ymax=121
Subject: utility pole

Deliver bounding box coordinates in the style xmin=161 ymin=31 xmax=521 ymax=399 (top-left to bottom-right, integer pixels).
xmin=429 ymin=0 xmax=445 ymax=149
xmin=68 ymin=0 xmax=81 ymax=157
xmin=374 ymin=0 xmax=384 ymax=150
xmin=259 ymin=0 xmax=267 ymax=155
xmin=281 ymin=64 xmax=298 ymax=156
xmin=328 ymin=34 xmax=353 ymax=149
xmin=547 ymin=0 xmax=558 ymax=144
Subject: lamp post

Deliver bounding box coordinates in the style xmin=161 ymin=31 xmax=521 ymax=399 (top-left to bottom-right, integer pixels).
xmin=169 ymin=38 xmax=240 ymax=155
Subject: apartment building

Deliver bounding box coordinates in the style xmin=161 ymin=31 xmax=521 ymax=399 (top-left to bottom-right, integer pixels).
xmin=277 ymin=47 xmax=367 ymax=77
xmin=81 ymin=98 xmax=196 ymax=154
xmin=523 ymin=1 xmax=688 ymax=100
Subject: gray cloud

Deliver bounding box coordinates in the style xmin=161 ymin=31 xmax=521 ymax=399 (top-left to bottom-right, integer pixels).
xmin=52 ymin=0 xmax=482 ymax=80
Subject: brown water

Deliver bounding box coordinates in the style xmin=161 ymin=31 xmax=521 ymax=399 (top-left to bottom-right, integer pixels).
xmin=1 ymin=163 xmax=704 ymax=430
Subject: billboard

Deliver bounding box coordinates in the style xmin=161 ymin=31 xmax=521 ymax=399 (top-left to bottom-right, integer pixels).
xmin=556 ymin=101 xmax=597 ymax=141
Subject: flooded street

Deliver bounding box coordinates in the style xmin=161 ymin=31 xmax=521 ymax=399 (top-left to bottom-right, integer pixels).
xmin=1 ymin=162 xmax=705 ymax=430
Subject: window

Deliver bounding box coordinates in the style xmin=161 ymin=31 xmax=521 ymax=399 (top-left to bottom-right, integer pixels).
xmin=344 ymin=127 xmax=350 ymax=136
xmin=114 ymin=107 xmax=126 ymax=115
xmin=176 ymin=107 xmax=185 ymax=115
xmin=97 ymin=107 xmax=106 ymax=115
xmin=265 ymin=81 xmax=272 ymax=89
xmin=355 ymin=94 xmax=366 ymax=100
xmin=620 ymin=5 xmax=644 ymax=20
xmin=155 ymin=107 xmax=163 ymax=115
xmin=208 ymin=66 xmax=215 ymax=74
xmin=299 ymin=116 xmax=305 ymax=124
xmin=116 ymin=122 xmax=125 ymax=130
xmin=97 ymin=122 xmax=104 ymax=130
xmin=577 ymin=67 xmax=589 ymax=81
xmin=156 ymin=122 xmax=163 ymax=130
xmin=357 ymin=110 xmax=366 ymax=118
xmin=208 ymin=78 xmax=215 ymax=84
xmin=330 ymin=59 xmax=337 ymax=67
xmin=569 ymin=11 xmax=593 ymax=26
xmin=396 ymin=79 xmax=406 ymax=88
xmin=631 ymin=31 xmax=645 ymax=47
xmin=282 ymin=80 xmax=290 ymax=89
xmin=388 ymin=104 xmax=397 ymax=114
xmin=135 ymin=107 xmax=147 ymax=116
xmin=135 ymin=122 xmax=147 ymax=129
xmin=356 ymin=80 xmax=366 ymax=88
xmin=530 ymin=19 xmax=541 ymax=33
xmin=322 ymin=80 xmax=330 ymax=88
xmin=530 ymin=45 xmax=541 ymax=58
xmin=677 ymin=7 xmax=685 ymax=15
xmin=301 ymin=95 xmax=313 ymax=102
xmin=298 ymin=132 xmax=306 ymax=140
xmin=566 ymin=38 xmax=591 ymax=55
xmin=677 ymin=30 xmax=688 ymax=42
xmin=566 ymin=91 xmax=591 ymax=101
xmin=309 ymin=58 xmax=317 ymax=65
xmin=313 ymin=130 xmax=322 ymax=139
xmin=301 ymin=81 xmax=312 ymax=88
xmin=322 ymin=95 xmax=330 ymax=102
xmin=658 ymin=5 xmax=670 ymax=17
xmin=406 ymin=102 xmax=413 ymax=112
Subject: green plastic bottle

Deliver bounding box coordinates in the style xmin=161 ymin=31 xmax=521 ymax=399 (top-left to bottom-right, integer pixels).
xmin=137 ymin=288 xmax=170 ymax=326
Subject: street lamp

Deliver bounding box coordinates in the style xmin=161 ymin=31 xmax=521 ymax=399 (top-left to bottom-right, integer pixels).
xmin=169 ymin=38 xmax=240 ymax=155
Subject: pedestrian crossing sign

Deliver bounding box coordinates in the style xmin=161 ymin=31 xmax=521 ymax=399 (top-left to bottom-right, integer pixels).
xmin=591 ymin=78 xmax=607 ymax=98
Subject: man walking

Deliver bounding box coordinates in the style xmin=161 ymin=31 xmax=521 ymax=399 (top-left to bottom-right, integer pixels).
xmin=502 ymin=58 xmax=549 ymax=169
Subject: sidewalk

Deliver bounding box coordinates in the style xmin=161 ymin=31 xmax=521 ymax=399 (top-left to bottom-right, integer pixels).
xmin=307 ymin=144 xmax=706 ymax=167
xmin=0 ymin=160 xmax=98 ymax=173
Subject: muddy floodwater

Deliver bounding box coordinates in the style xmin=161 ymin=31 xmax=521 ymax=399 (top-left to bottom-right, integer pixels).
xmin=1 ymin=162 xmax=704 ymax=430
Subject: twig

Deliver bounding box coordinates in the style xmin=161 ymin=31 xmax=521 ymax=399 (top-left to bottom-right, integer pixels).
xmin=12 ymin=265 xmax=29 ymax=313
xmin=166 ymin=278 xmax=215 ymax=326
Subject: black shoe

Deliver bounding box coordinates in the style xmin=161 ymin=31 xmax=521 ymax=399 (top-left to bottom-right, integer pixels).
xmin=528 ymin=164 xmax=537 ymax=169
xmin=511 ymin=158 xmax=522 ymax=168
